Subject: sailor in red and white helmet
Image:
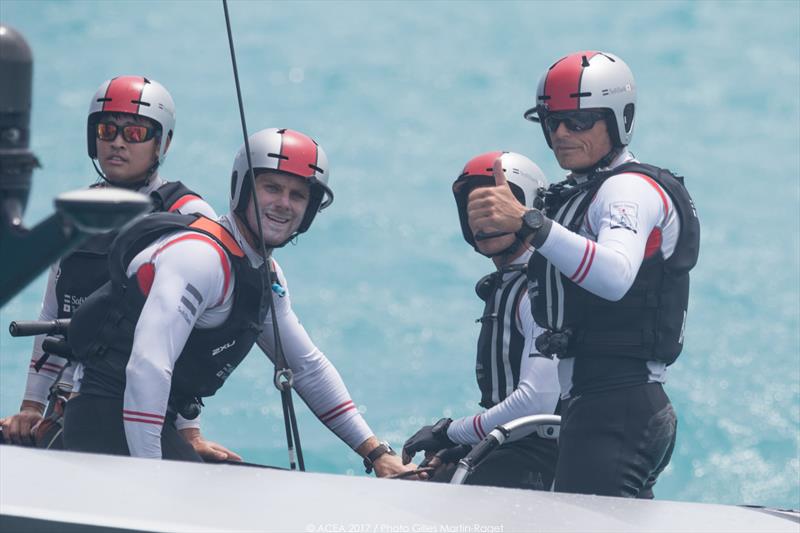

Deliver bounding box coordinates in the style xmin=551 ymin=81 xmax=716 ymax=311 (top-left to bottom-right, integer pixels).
xmin=63 ymin=128 xmax=418 ymax=478
xmin=466 ymin=51 xmax=700 ymax=498
xmin=402 ymin=152 xmax=560 ymax=490
xmin=0 ymin=76 xmax=229 ymax=461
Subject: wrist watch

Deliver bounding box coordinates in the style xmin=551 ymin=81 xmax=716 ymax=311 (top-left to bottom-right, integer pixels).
xmin=363 ymin=441 xmax=396 ymax=474
xmin=516 ymin=208 xmax=545 ymax=241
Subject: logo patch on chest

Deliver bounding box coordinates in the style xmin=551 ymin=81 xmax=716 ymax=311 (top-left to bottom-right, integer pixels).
xmin=609 ymin=201 xmax=639 ymax=233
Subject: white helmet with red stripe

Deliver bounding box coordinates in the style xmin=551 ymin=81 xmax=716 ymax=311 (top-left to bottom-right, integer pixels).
xmin=524 ymin=51 xmax=636 ymax=148
xmin=230 ymin=128 xmax=333 ymax=236
xmin=87 ymin=76 xmax=175 ymax=164
xmin=453 ymin=151 xmax=547 ymax=250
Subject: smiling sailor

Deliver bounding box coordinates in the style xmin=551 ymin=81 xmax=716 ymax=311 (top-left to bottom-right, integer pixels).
xmin=63 ymin=128 xmax=416 ymax=477
xmin=466 ymin=51 xmax=700 ymax=498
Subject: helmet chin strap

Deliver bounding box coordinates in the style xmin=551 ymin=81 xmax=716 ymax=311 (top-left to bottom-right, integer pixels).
xmin=91 ymin=158 xmax=159 ymax=191
xmin=572 ymin=146 xmax=622 ymax=177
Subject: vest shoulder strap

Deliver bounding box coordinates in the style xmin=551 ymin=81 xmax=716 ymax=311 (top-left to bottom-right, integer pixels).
xmin=150 ymin=181 xmax=203 ymax=213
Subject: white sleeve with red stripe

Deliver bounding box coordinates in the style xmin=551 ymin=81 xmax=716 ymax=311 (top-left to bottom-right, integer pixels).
xmin=447 ymin=293 xmax=560 ymax=445
xmin=256 ymin=262 xmax=373 ymax=451
xmin=537 ymin=173 xmax=676 ymax=302
xmin=122 ymin=231 xmax=229 ymax=458
xmin=23 ymin=264 xmax=70 ymax=407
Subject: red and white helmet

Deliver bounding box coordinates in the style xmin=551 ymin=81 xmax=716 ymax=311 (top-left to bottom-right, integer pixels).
xmin=86 ymin=76 xmax=176 ymax=164
xmin=230 ymin=128 xmax=333 ymax=236
xmin=453 ymin=151 xmax=548 ymax=250
xmin=524 ymin=51 xmax=636 ymax=148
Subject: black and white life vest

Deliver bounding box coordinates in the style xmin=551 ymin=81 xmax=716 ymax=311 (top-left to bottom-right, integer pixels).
xmin=475 ymin=264 xmax=529 ymax=408
xmin=69 ymin=213 xmax=268 ymax=410
xmin=529 ymin=162 xmax=700 ymax=365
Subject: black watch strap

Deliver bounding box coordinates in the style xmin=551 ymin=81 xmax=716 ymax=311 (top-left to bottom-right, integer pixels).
xmin=363 ymin=441 xmax=396 ymax=474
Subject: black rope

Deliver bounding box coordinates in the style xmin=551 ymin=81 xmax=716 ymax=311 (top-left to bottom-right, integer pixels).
xmin=222 ymin=0 xmax=304 ymax=471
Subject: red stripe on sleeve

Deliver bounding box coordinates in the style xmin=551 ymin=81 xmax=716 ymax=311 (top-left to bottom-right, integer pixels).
xmin=101 ymin=76 xmax=145 ymax=114
xmin=168 ymin=195 xmax=202 ymax=213
xmin=122 ymin=409 xmax=165 ymax=420
xmin=575 ymin=241 xmax=596 ymax=284
xmin=320 ymin=403 xmax=357 ymax=423
xmin=123 ymin=417 xmax=164 ymax=426
xmin=570 ymin=240 xmax=592 ymax=281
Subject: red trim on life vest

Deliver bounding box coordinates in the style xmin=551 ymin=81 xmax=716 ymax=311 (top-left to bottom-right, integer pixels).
xmin=101 ymin=76 xmax=145 ymax=114
xmin=629 ymin=173 xmax=670 ymax=219
xmin=188 ymin=217 xmax=244 ymax=258
xmin=168 ymin=194 xmax=202 ymax=213
xmin=136 ymin=263 xmax=156 ymax=296
xmin=644 ymin=227 xmax=663 ymax=259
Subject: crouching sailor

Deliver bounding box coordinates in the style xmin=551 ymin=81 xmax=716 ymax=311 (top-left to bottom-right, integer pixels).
xmin=63 ymin=128 xmax=417 ymax=477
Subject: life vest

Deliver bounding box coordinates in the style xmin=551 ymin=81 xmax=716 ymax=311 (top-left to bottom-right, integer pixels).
xmin=69 ymin=213 xmax=268 ymax=411
xmin=54 ymin=181 xmax=202 ymax=320
xmin=474 ymin=264 xmax=528 ymax=408
xmin=529 ymin=163 xmax=700 ymax=365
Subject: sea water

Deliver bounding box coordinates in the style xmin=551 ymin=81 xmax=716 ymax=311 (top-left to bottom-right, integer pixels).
xmin=1 ymin=0 xmax=798 ymax=510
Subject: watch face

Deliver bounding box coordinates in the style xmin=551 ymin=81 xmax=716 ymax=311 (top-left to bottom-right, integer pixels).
xmin=524 ymin=209 xmax=544 ymax=230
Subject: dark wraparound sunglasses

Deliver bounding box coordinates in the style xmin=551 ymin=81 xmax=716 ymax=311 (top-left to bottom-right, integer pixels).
xmin=543 ymin=110 xmax=608 ymax=133
xmin=96 ymin=122 xmax=157 ymax=143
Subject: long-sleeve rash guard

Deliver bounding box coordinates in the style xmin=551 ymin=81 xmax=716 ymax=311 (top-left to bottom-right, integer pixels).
xmin=535 ymin=150 xmax=680 ymax=397
xmin=447 ymin=249 xmax=560 ymax=445
xmin=24 ymin=176 xmax=216 ymax=433
xmin=89 ymin=213 xmax=372 ymax=459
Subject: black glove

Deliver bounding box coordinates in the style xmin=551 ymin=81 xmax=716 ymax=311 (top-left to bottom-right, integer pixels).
xmin=402 ymin=417 xmax=455 ymax=464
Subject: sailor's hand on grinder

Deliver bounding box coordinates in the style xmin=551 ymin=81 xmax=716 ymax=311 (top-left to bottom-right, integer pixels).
xmin=401 ymin=418 xmax=455 ymax=464
xmin=466 ymin=158 xmax=527 ymax=237
xmin=0 ymin=401 xmax=44 ymax=446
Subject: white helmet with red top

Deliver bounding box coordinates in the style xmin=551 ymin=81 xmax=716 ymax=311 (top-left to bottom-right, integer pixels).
xmin=230 ymin=127 xmax=333 ymax=236
xmin=86 ymin=76 xmax=175 ymax=164
xmin=452 ymin=151 xmax=547 ymax=250
xmin=524 ymin=51 xmax=636 ymax=148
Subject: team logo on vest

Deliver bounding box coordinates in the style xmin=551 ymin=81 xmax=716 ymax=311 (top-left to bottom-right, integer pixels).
xmin=609 ymin=201 xmax=639 ymax=233
xmin=211 ymin=340 xmax=236 ymax=357
xmin=62 ymin=293 xmax=87 ymax=314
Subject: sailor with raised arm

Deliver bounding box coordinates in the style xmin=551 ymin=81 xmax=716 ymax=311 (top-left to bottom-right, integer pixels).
xmin=0 ymin=76 xmax=233 ymax=460
xmin=401 ymin=152 xmax=560 ymax=489
xmin=466 ymin=52 xmax=700 ymax=498
xmin=62 ymin=128 xmax=416 ymax=476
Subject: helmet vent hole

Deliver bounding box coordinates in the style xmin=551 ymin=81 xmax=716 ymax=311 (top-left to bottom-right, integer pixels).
xmin=581 ymin=55 xmax=590 ymax=67
xmin=623 ymin=103 xmax=635 ymax=132
xmin=267 ymin=152 xmax=289 ymax=160
xmin=131 ymin=99 xmax=150 ymax=107
xmin=570 ymin=92 xmax=592 ymax=98
xmin=308 ymin=164 xmax=323 ymax=173
xmin=277 ymin=128 xmax=287 ymax=134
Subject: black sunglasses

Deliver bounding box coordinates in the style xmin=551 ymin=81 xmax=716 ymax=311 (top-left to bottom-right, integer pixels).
xmin=96 ymin=121 xmax=157 ymax=143
xmin=544 ymin=110 xmax=608 ymax=133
